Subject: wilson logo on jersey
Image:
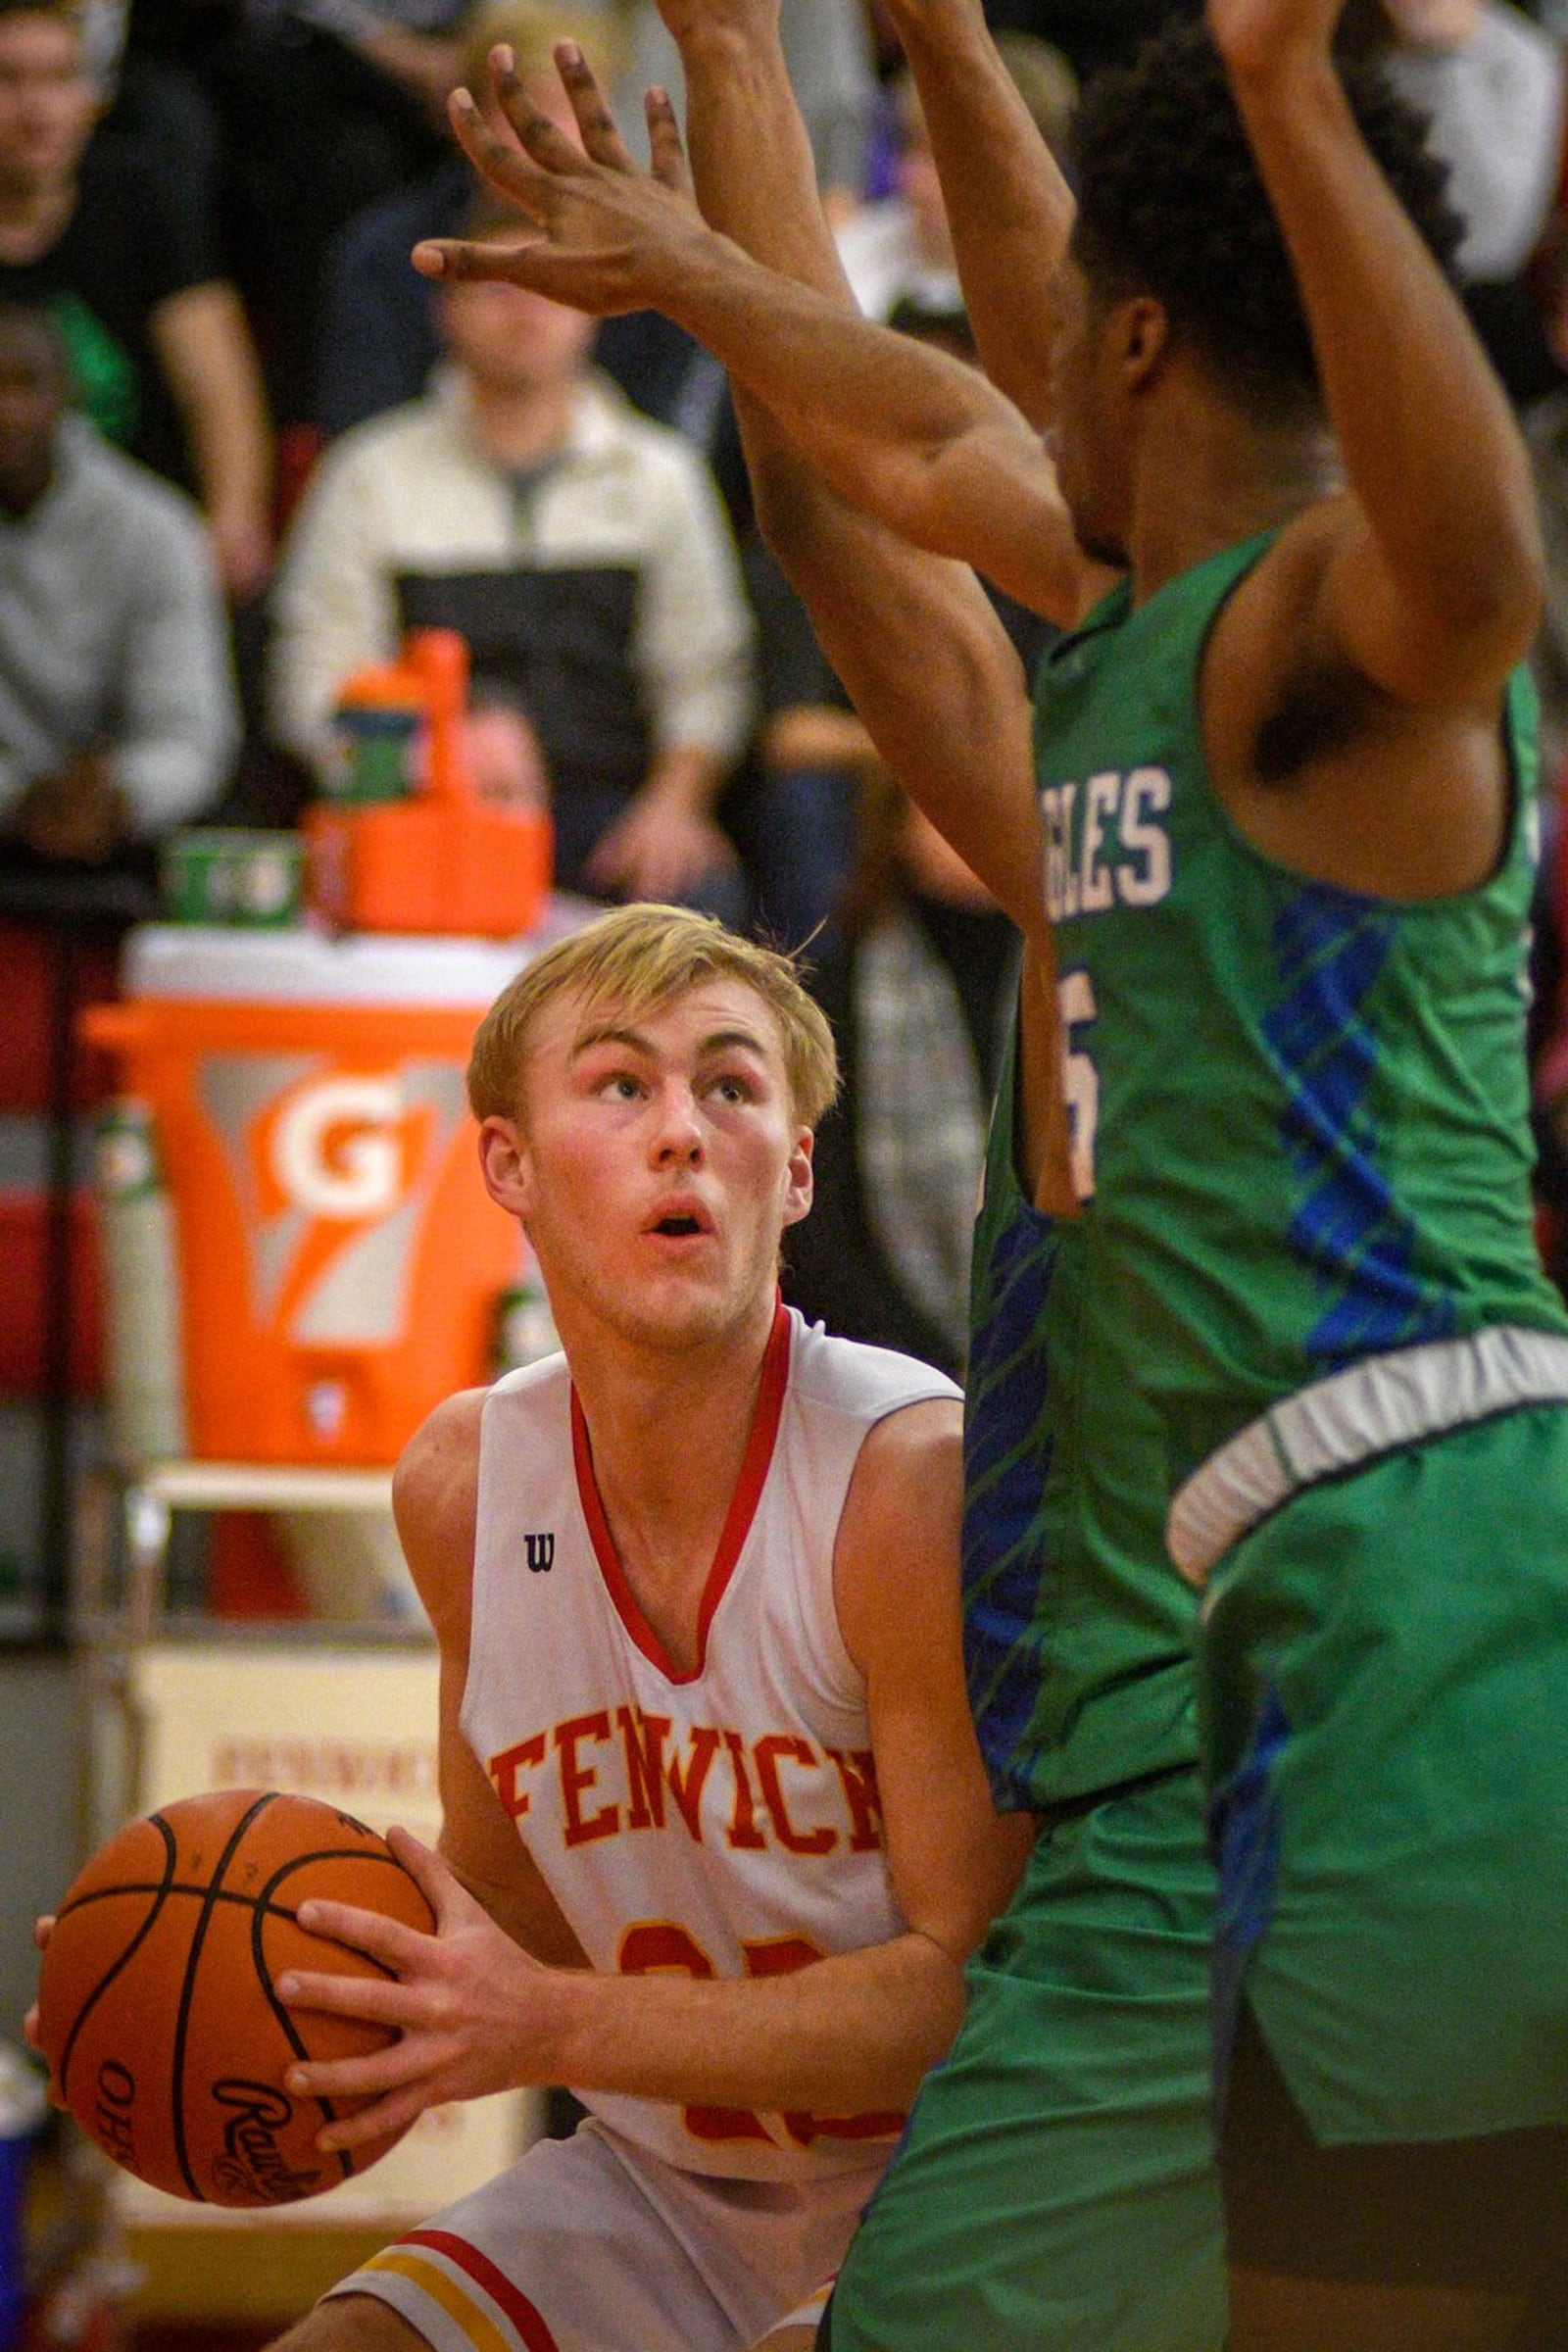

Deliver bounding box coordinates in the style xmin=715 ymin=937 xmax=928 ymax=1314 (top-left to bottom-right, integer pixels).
xmin=487 ymin=1705 xmax=885 ymax=1859
xmin=1039 ymin=764 xmax=1172 ymax=922
xmin=524 ymin=1533 xmax=555 ymax=1574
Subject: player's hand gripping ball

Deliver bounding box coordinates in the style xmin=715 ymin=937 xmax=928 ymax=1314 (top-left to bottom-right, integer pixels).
xmin=33 ymin=1788 xmax=435 ymax=2206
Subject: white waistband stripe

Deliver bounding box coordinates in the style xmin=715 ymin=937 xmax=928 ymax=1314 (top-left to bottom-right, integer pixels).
xmin=1166 ymin=1326 xmax=1568 ymax=1588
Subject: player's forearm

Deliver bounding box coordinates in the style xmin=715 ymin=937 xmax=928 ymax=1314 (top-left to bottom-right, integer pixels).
xmin=676 ymin=13 xmax=854 ymax=303
xmin=541 ymin=1929 xmax=967 ymax=2112
xmin=749 ymin=453 xmax=1050 ymax=938
xmin=657 ymin=236 xmax=1051 ymax=579
xmin=885 ymin=0 xmax=1074 ymax=423
xmin=674 ymin=9 xmax=1018 ymax=568
xmin=675 ymin=5 xmax=1054 ymax=936
xmin=1225 ymin=42 xmax=1544 ymax=688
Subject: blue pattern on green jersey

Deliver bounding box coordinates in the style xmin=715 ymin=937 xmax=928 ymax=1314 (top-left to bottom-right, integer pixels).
xmin=962 ymin=1199 xmax=1059 ymax=1799
xmin=1262 ymin=887 xmax=1457 ymax=1369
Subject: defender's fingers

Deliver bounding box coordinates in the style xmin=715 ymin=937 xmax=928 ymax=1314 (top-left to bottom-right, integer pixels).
xmin=644 ymin=87 xmax=691 ymax=195
xmin=447 ymin=87 xmax=553 ymax=213
xmin=554 ymin=42 xmax=635 ymax=172
xmin=413 ymin=238 xmax=613 ymax=314
xmin=413 ymin=234 xmax=550 ymax=284
xmin=489 ymin=44 xmax=589 ymax=173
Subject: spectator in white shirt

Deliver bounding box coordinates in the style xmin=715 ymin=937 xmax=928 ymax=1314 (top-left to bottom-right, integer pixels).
xmin=269 ymin=197 xmax=754 ymax=917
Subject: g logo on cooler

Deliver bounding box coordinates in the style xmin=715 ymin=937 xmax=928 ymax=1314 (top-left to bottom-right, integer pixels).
xmin=269 ymin=1076 xmax=405 ymax=1220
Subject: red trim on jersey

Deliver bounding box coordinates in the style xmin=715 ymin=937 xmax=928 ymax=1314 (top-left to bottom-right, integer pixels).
xmin=402 ymin=2230 xmax=562 ymax=2352
xmin=570 ymin=1298 xmax=792 ymax=1685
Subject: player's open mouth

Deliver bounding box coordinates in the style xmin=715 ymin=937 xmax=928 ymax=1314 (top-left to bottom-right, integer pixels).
xmin=645 ymin=1200 xmax=713 ymax=1239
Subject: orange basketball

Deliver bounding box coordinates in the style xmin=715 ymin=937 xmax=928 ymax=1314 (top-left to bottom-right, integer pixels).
xmin=34 ymin=1788 xmax=435 ymax=2208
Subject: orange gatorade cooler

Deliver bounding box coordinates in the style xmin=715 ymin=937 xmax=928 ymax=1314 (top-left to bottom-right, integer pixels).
xmin=80 ymin=923 xmax=567 ymax=1464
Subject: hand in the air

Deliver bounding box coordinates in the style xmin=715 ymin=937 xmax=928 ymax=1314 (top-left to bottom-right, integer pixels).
xmin=276 ymin=1827 xmax=564 ymax=2152
xmin=413 ymin=42 xmax=716 ymax=318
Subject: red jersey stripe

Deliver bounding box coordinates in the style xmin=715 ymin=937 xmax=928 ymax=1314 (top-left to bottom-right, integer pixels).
xmin=402 ymin=2230 xmax=562 ymax=2352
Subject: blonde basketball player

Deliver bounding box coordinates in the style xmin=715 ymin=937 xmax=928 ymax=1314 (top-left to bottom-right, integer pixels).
xmin=263 ymin=904 xmax=1030 ymax=2352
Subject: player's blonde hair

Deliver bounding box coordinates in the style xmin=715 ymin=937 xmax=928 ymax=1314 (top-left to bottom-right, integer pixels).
xmin=467 ymin=905 xmax=839 ymax=1128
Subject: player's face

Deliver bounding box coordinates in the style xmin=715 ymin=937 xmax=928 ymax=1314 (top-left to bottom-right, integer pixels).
xmin=0 ymin=17 xmax=95 ymax=187
xmin=1045 ymin=253 xmax=1131 ymax=568
xmin=481 ymin=979 xmax=813 ymax=1355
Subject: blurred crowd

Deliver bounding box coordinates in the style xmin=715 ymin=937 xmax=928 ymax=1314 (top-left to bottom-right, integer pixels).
xmin=8 ymin=0 xmax=1568 ymax=1348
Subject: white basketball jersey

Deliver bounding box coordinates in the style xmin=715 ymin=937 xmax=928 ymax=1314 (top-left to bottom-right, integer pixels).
xmin=462 ymin=1301 xmax=959 ymax=2180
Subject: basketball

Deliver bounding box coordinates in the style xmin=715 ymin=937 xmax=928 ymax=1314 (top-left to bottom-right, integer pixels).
xmin=33 ymin=1788 xmax=436 ymax=2208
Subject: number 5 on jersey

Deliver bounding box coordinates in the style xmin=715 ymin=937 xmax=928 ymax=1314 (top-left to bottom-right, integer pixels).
xmin=1059 ymin=968 xmax=1099 ymax=1202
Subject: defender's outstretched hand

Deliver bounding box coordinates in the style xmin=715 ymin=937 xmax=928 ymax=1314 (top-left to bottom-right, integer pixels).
xmin=413 ymin=44 xmax=716 ymax=317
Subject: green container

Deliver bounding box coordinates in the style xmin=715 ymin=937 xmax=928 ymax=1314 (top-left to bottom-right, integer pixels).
xmin=160 ymin=828 xmax=305 ymax=926
xmin=329 ymin=702 xmax=421 ymax=804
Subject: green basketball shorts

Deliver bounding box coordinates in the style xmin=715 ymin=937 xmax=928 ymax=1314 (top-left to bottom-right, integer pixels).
xmin=1201 ymin=1401 xmax=1568 ymax=2147
xmin=826 ymin=1765 xmax=1226 ymax=2352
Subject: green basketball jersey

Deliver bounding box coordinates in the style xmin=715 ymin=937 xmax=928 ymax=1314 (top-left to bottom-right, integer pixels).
xmin=962 ymin=528 xmax=1568 ymax=1810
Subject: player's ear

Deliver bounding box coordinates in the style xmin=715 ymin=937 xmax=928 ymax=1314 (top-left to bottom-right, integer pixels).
xmin=781 ymin=1127 xmax=813 ymax=1229
xmin=1110 ymin=294 xmax=1169 ymax=392
xmin=477 ymin=1114 xmax=535 ymax=1218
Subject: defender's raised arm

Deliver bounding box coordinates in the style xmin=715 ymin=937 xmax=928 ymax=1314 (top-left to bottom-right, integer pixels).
xmin=1211 ymin=0 xmax=1544 ymax=706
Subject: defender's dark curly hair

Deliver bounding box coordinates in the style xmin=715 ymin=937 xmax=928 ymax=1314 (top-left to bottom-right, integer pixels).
xmin=1068 ymin=23 xmax=1463 ymax=419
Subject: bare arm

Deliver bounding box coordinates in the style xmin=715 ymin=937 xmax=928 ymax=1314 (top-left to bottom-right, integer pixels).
xmin=1213 ymin=0 xmax=1544 ymax=706
xmin=662 ymin=12 xmax=1051 ymax=926
xmin=880 ymin=0 xmax=1075 ymax=422
xmin=641 ymin=12 xmax=1075 ymax=1196
xmin=277 ymin=1401 xmax=1031 ymax=2145
xmin=394 ymin=1392 xmax=589 ymax=1968
xmin=151 ymin=282 xmax=274 ymax=601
